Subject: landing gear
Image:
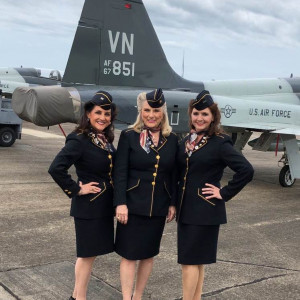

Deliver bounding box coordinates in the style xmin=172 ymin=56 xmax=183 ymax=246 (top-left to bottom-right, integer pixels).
xmin=278 ymin=153 xmax=295 ymax=187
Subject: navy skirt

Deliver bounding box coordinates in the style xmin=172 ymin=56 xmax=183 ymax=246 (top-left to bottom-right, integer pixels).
xmin=115 ymin=214 xmax=166 ymax=260
xmin=74 ymin=216 xmax=114 ymax=258
xmin=177 ymin=222 xmax=220 ymax=265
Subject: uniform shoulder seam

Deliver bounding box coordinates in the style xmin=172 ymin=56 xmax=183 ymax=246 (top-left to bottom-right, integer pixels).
xmin=124 ymin=128 xmax=135 ymax=133
xmin=216 ymin=133 xmax=229 ymax=139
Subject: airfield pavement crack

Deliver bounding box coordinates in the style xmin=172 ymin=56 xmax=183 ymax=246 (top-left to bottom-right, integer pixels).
xmin=0 ymin=259 xmax=71 ymax=273
xmin=0 ymin=282 xmax=20 ymax=300
xmin=201 ymin=273 xmax=289 ymax=297
xmin=0 ymin=181 xmax=54 ymax=185
xmin=91 ymin=273 xmax=122 ymax=294
xmin=217 ymin=258 xmax=300 ymax=272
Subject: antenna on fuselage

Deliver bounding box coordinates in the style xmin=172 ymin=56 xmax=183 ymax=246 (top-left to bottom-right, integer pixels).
xmin=181 ymin=49 xmax=185 ymax=78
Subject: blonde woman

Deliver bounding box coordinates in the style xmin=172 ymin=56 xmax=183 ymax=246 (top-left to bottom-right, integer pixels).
xmin=114 ymin=88 xmax=178 ymax=300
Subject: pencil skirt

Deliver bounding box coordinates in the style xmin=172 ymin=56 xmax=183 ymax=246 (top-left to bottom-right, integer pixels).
xmin=115 ymin=214 xmax=166 ymax=260
xmin=177 ymin=222 xmax=220 ymax=265
xmin=74 ymin=216 xmax=114 ymax=258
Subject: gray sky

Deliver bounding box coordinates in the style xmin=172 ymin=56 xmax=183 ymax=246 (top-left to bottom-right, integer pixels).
xmin=0 ymin=0 xmax=299 ymax=81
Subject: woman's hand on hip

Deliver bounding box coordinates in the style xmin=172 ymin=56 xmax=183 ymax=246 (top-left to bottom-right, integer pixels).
xmin=116 ymin=205 xmax=128 ymax=225
xmin=78 ymin=181 xmax=101 ymax=195
xmin=202 ymin=183 xmax=223 ymax=200
xmin=166 ymin=205 xmax=176 ymax=223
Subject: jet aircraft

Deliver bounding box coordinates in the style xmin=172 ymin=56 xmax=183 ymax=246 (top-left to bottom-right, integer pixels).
xmin=11 ymin=0 xmax=300 ymax=187
xmin=0 ymin=67 xmax=62 ymax=96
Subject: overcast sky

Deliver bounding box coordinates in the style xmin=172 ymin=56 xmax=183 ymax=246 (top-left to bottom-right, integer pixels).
xmin=0 ymin=0 xmax=299 ymax=81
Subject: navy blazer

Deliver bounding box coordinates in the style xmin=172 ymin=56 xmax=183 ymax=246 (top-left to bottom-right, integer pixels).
xmin=48 ymin=132 xmax=115 ymax=219
xmin=177 ymin=133 xmax=254 ymax=225
xmin=113 ymin=129 xmax=178 ymax=217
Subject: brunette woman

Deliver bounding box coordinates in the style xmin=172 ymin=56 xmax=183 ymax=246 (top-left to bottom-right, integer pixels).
xmin=48 ymin=91 xmax=117 ymax=300
xmin=177 ymin=90 xmax=254 ymax=300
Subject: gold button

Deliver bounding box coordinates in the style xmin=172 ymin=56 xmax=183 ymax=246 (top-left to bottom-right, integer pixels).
xmin=152 ymin=182 xmax=155 ymax=186
xmin=110 ymin=181 xmax=113 ymax=184
xmin=155 ymin=164 xmax=158 ymax=168
xmin=110 ymin=164 xmax=113 ymax=168
xmin=184 ymin=177 xmax=186 ymax=180
xmin=109 ymin=173 xmax=111 ymax=176
xmin=186 ymin=158 xmax=189 ymax=161
xmin=153 ymin=173 xmax=157 ymax=177
xmin=182 ymin=187 xmax=185 ymax=190
xmin=156 ymin=155 xmax=160 ymax=159
xmin=64 ymin=189 xmax=68 ymax=192
xmin=68 ymin=191 xmax=72 ymax=194
xmin=108 ymin=154 xmax=112 ymax=159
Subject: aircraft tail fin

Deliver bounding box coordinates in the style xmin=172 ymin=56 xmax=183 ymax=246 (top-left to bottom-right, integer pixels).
xmin=63 ymin=0 xmax=201 ymax=91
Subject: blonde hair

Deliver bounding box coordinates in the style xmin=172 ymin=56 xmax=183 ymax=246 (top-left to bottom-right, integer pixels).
xmin=130 ymin=92 xmax=172 ymax=136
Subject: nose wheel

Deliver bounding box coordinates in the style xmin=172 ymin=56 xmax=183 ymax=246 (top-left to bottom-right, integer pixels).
xmin=278 ymin=153 xmax=296 ymax=187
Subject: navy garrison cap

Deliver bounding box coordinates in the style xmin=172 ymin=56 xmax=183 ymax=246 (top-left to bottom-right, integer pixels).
xmin=146 ymin=88 xmax=165 ymax=108
xmin=90 ymin=90 xmax=113 ymax=110
xmin=192 ymin=90 xmax=214 ymax=110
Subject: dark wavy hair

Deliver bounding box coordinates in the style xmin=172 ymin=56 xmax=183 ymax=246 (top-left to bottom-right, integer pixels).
xmin=74 ymin=101 xmax=117 ymax=143
xmin=188 ymin=100 xmax=224 ymax=136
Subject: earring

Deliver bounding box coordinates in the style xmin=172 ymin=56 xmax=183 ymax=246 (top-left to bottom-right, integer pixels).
xmin=87 ymin=118 xmax=90 ymax=122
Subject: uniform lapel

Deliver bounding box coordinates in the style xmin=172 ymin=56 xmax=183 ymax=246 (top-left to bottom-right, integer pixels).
xmin=189 ymin=135 xmax=209 ymax=154
xmin=150 ymin=133 xmax=167 ymax=153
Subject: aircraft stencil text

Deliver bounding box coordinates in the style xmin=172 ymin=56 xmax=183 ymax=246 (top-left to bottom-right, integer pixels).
xmin=249 ymin=108 xmax=291 ymax=118
xmin=104 ymin=30 xmax=135 ymax=77
xmin=103 ymin=60 xmax=135 ymax=77
xmin=108 ymin=30 xmax=134 ymax=55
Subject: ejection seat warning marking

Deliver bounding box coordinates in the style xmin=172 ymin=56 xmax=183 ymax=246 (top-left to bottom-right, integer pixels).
xmin=104 ymin=30 xmax=135 ymax=77
xmin=249 ymin=108 xmax=291 ymax=118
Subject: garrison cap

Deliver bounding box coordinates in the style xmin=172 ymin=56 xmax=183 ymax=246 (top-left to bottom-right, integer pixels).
xmin=192 ymin=90 xmax=214 ymax=111
xmin=146 ymin=88 xmax=165 ymax=108
xmin=89 ymin=90 xmax=113 ymax=110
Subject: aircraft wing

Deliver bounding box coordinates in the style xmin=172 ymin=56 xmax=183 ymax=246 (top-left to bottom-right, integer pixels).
xmin=223 ymin=121 xmax=300 ymax=135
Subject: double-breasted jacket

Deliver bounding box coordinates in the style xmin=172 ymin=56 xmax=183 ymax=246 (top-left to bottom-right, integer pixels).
xmin=48 ymin=131 xmax=115 ymax=219
xmin=113 ymin=129 xmax=178 ymax=217
xmin=177 ymin=133 xmax=254 ymax=225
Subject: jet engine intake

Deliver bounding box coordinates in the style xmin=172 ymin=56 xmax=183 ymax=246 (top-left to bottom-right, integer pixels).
xmin=12 ymin=86 xmax=81 ymax=126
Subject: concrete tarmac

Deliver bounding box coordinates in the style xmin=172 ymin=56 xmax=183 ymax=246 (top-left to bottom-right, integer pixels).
xmin=0 ymin=122 xmax=299 ymax=300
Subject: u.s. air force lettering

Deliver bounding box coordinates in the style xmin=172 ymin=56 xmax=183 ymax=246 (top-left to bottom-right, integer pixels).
xmin=249 ymin=108 xmax=291 ymax=118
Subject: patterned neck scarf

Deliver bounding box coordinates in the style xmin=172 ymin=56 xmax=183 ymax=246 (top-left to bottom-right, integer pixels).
xmin=185 ymin=130 xmax=208 ymax=157
xmin=140 ymin=126 xmax=161 ymax=153
xmin=89 ymin=131 xmax=114 ymax=152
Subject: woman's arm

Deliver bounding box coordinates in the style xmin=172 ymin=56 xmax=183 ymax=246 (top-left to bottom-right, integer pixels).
xmin=113 ymin=130 xmax=131 ymax=224
xmin=219 ymin=137 xmax=254 ymax=201
xmin=48 ymin=134 xmax=84 ymax=198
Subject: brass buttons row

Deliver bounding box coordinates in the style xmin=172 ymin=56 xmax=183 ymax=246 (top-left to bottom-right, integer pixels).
xmin=108 ymin=154 xmax=113 ymax=185
xmin=152 ymin=155 xmax=160 ymax=187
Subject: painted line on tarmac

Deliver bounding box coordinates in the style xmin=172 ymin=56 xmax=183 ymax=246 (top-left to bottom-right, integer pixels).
xmin=22 ymin=128 xmax=65 ymax=139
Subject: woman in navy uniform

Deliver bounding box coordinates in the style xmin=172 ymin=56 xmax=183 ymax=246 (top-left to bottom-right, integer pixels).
xmin=48 ymin=91 xmax=117 ymax=300
xmin=177 ymin=90 xmax=254 ymax=300
xmin=114 ymin=88 xmax=178 ymax=300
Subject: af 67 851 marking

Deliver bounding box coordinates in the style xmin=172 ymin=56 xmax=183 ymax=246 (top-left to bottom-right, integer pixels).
xmin=103 ymin=60 xmax=135 ymax=77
